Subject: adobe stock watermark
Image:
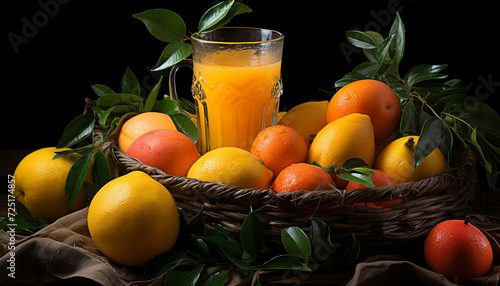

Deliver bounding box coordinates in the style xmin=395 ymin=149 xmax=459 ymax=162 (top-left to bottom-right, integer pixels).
xmin=339 ymin=0 xmax=404 ymax=64
xmin=7 ymin=0 xmax=71 ymax=54
xmin=475 ymin=73 xmax=499 ymax=102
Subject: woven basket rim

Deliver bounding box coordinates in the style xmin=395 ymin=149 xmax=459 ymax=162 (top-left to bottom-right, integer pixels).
xmin=109 ymin=139 xmax=476 ymax=207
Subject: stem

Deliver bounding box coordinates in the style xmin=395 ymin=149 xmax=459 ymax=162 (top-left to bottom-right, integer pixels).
xmin=441 ymin=111 xmax=474 ymax=130
xmin=406 ymin=137 xmax=415 ymax=155
xmin=464 ymin=215 xmax=470 ymax=225
xmin=405 ymin=136 xmax=415 ymax=148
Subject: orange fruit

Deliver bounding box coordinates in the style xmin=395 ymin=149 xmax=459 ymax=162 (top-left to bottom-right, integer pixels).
xmin=126 ymin=129 xmax=200 ymax=177
xmin=272 ymin=163 xmax=335 ymax=193
xmin=375 ymin=136 xmax=446 ymax=183
xmin=327 ymin=79 xmax=401 ymax=142
xmin=424 ymin=219 xmax=493 ymax=283
xmin=346 ymin=169 xmax=402 ymax=208
xmin=13 ymin=147 xmax=89 ymax=222
xmin=118 ymin=112 xmax=177 ymax=153
xmin=251 ymin=125 xmax=308 ymax=180
xmin=88 ymin=171 xmax=179 ymax=267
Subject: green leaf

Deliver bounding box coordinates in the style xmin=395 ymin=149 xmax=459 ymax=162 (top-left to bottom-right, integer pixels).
xmin=348 ymin=234 xmax=362 ymax=263
xmin=405 ymin=64 xmax=448 ymax=87
xmin=65 ymin=153 xmax=93 ymax=212
xmin=96 ymin=93 xmax=144 ymax=109
xmin=220 ymin=248 xmax=251 ymax=271
xmin=414 ymin=117 xmax=452 ymax=170
xmin=340 ymin=158 xmax=369 ymax=169
xmin=16 ymin=199 xmax=42 ymax=227
xmin=144 ymin=76 xmax=163 ymax=112
xmin=91 ymin=150 xmax=110 ymax=188
xmin=256 ymin=255 xmax=311 ymax=271
xmin=106 ymin=112 xmax=137 ymax=141
xmin=193 ymin=235 xmax=243 ymax=259
xmin=374 ymin=34 xmax=394 ymax=64
xmin=98 ymin=105 xmax=137 ymax=127
xmin=337 ymin=172 xmax=375 ymax=188
xmin=399 ymin=101 xmax=419 ymax=135
xmin=192 ymin=238 xmax=211 ymax=261
xmin=470 ymin=129 xmax=500 ymax=185
xmin=91 ymin=84 xmax=115 ymax=97
xmin=346 ymin=30 xmax=378 ymax=49
xmin=53 ymin=143 xmax=94 ymax=159
xmin=152 ymin=41 xmax=192 ymax=71
xmin=170 ymin=113 xmax=198 ymax=144
xmin=1 ymin=200 xmax=47 ymax=235
xmin=471 ymin=129 xmax=488 ymax=169
xmin=418 ymin=110 xmax=432 ymax=132
xmin=121 ymin=67 xmax=141 ymax=97
xmin=198 ymin=0 xmax=234 ymax=32
xmin=309 ymin=218 xmax=336 ymax=262
xmin=211 ymin=223 xmax=236 ymax=240
xmin=188 ymin=205 xmax=206 ymax=236
xmin=201 ymin=1 xmax=252 ymax=32
xmin=361 ymin=31 xmax=384 ymax=63
xmin=240 ymin=206 xmax=265 ymax=258
xmin=156 ymin=97 xmax=180 ymax=114
xmin=133 ymin=9 xmax=187 ymax=42
xmin=388 ymin=12 xmax=405 ymax=69
xmin=56 ymin=114 xmax=95 ymax=148
xmin=385 ymin=72 xmax=410 ymax=99
xmin=163 ymin=264 xmax=204 ymax=286
xmin=308 ymin=161 xmax=337 ymax=174
xmin=144 ymin=251 xmax=192 ymax=280
xmin=203 ymin=269 xmax=229 ymax=286
xmin=83 ymin=181 xmax=99 ymax=199
xmin=281 ymin=227 xmax=311 ymax=260
xmin=350 ymin=167 xmax=376 ymax=175
xmin=459 ymin=101 xmax=500 ymax=133
xmin=334 ymin=61 xmax=376 ymax=89
xmin=178 ymin=98 xmax=197 ymax=116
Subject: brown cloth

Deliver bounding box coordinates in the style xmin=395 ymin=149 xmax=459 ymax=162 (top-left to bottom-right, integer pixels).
xmin=0 ymin=207 xmax=499 ymax=285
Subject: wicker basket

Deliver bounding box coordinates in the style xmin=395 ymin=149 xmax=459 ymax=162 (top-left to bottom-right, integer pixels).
xmin=104 ymin=138 xmax=477 ymax=249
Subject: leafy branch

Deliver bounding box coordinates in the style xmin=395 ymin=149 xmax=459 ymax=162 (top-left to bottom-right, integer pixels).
xmin=133 ymin=0 xmax=252 ymax=71
xmin=335 ymin=12 xmax=500 ymax=189
xmin=144 ymin=206 xmax=361 ymax=285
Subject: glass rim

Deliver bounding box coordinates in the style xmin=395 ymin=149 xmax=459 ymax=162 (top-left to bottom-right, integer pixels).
xmin=191 ymin=27 xmax=284 ymax=45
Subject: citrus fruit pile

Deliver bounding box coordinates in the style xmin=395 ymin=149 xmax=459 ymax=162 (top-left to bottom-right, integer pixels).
xmin=113 ymin=78 xmax=447 ymax=195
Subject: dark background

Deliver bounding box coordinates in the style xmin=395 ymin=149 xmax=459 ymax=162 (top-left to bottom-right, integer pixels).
xmin=4 ymin=0 xmax=499 ymax=150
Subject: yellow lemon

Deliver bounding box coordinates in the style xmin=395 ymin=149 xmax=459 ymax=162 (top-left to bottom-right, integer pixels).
xmin=375 ymin=136 xmax=446 ymax=183
xmin=278 ymin=101 xmax=329 ymax=147
xmin=308 ymin=113 xmax=375 ymax=170
xmin=13 ymin=147 xmax=89 ymax=222
xmin=87 ymin=171 xmax=179 ymax=267
xmin=187 ymin=147 xmax=273 ymax=189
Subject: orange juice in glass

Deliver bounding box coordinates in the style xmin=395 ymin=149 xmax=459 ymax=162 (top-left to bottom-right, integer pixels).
xmin=172 ymin=28 xmax=284 ymax=153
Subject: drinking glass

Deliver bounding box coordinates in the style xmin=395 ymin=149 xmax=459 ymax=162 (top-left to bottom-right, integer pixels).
xmin=169 ymin=27 xmax=284 ymax=153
